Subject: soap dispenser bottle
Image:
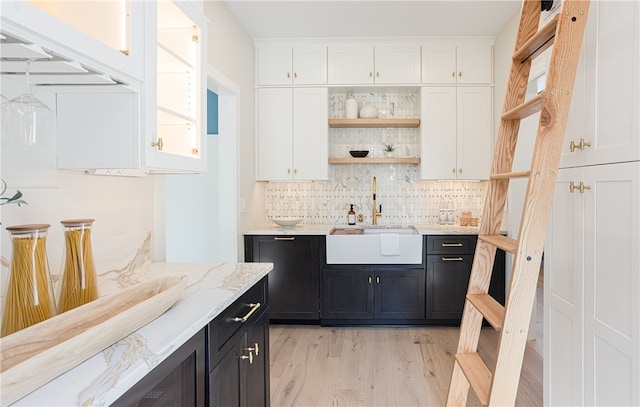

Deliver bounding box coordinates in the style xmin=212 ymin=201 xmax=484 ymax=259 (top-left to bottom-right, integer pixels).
xmin=348 ymin=204 xmax=356 ymax=225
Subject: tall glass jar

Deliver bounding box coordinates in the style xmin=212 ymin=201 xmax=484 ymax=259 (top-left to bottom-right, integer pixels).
xmin=1 ymin=224 xmax=56 ymax=337
xmin=58 ymin=219 xmax=99 ymax=313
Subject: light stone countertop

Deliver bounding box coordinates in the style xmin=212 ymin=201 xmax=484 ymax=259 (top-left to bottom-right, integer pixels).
xmin=245 ymin=223 xmax=482 ymax=235
xmin=11 ymin=261 xmax=273 ymax=407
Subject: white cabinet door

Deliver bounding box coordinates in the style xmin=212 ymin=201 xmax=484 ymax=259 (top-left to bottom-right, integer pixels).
xmin=457 ymin=87 xmax=492 ymax=179
xmin=582 ymin=161 xmax=640 ymax=406
xmin=144 ymin=0 xmax=208 ymax=172
xmin=56 ymin=0 xmax=207 ymax=173
xmin=422 ymin=44 xmax=457 ymax=84
xmin=546 ymin=162 xmax=640 ymax=407
xmin=456 ymin=45 xmax=493 ymax=84
xmin=545 ymin=167 xmax=585 ymax=407
xmin=257 ymin=47 xmax=293 ymax=86
xmin=293 ymin=88 xmax=328 ymax=180
xmin=293 ymin=46 xmax=327 ymax=85
xmin=256 ymin=88 xmax=294 ymax=181
xmin=561 ymin=1 xmax=640 ymax=168
xmin=422 ymin=43 xmax=493 ymax=84
xmin=257 ymin=46 xmax=327 ymax=85
xmin=420 ymin=87 xmax=492 ymax=180
xmin=256 ymin=88 xmax=328 ymax=181
xmin=374 ymin=45 xmax=421 ymax=84
xmin=328 ymin=46 xmax=374 ymax=85
xmin=420 ymin=87 xmax=457 ymax=179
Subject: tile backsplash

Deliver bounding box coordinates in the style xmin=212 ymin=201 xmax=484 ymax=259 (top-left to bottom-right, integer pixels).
xmin=265 ymin=175 xmax=488 ymax=225
xmin=265 ymin=89 xmax=488 ymax=226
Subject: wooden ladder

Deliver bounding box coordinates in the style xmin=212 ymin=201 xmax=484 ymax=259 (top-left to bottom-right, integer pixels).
xmin=445 ymin=0 xmax=589 ymax=406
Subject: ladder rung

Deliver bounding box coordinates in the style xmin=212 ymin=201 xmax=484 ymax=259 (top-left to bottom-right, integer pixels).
xmin=502 ymin=92 xmax=544 ymax=120
xmin=478 ymin=234 xmax=518 ymax=254
xmin=455 ymin=353 xmax=492 ymax=406
xmin=490 ymin=170 xmax=531 ymax=180
xmin=513 ymin=14 xmax=559 ymax=62
xmin=467 ymin=294 xmax=505 ymax=331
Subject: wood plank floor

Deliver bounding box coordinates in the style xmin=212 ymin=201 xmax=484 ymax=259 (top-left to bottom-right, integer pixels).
xmin=269 ymin=280 xmax=543 ymax=407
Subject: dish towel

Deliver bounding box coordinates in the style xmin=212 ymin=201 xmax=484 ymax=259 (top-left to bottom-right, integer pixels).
xmin=380 ymin=233 xmax=400 ymax=256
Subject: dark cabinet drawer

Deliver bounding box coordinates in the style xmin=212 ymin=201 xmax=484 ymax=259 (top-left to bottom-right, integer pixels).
xmin=208 ymin=277 xmax=267 ymax=367
xmin=426 ymin=235 xmax=477 ymax=255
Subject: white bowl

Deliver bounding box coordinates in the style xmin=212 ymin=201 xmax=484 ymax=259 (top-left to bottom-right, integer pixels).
xmin=272 ymin=217 xmax=303 ymax=228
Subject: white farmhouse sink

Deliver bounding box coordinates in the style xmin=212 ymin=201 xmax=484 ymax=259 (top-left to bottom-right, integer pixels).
xmin=326 ymin=226 xmax=423 ymax=264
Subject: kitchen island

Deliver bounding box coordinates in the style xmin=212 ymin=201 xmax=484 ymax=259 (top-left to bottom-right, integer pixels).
xmin=9 ymin=261 xmax=272 ymax=406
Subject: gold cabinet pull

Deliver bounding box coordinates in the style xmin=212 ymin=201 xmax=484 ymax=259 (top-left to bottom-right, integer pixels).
xmin=451 ymin=71 xmax=456 ymax=77
xmin=459 ymin=71 xmax=463 ymax=77
xmin=245 ymin=342 xmax=259 ymax=357
xmin=376 ymin=276 xmax=380 ymax=284
xmin=232 ymin=302 xmax=261 ymax=323
xmin=287 ymin=168 xmax=291 ymax=174
xmin=240 ymin=351 xmax=253 ymax=364
xmin=368 ymin=276 xmax=372 ymax=284
xmin=569 ymin=138 xmax=592 ymax=152
xmin=441 ymin=243 xmax=463 ymax=247
xmin=442 ymin=257 xmax=464 ymax=261
xmin=569 ymin=181 xmax=591 ymax=194
xmin=151 ymin=137 xmax=164 ymax=151
xmin=294 ymin=72 xmax=297 ymax=79
xmin=274 ymin=237 xmax=295 ymax=241
xmin=459 ymin=168 xmax=463 ymax=173
xmin=369 ymin=71 xmax=373 ymax=77
xmin=287 ymin=72 xmax=291 ymax=78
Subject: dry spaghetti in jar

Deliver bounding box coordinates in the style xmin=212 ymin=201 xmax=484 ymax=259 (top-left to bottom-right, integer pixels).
xmin=57 ymin=219 xmax=99 ymax=313
xmin=1 ymin=224 xmax=56 ymax=337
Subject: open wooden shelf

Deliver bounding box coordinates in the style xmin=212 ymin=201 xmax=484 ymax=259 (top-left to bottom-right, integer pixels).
xmin=329 ymin=157 xmax=421 ymax=164
xmin=328 ymin=118 xmax=420 ymax=128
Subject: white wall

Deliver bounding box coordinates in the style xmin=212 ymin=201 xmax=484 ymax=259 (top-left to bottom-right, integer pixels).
xmin=0 ymin=77 xmax=154 ymax=294
xmin=204 ymin=2 xmax=262 ymax=256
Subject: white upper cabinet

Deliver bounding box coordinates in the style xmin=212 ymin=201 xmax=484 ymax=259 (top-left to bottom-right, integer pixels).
xmin=374 ymin=45 xmax=422 ymax=84
xmin=256 ymin=88 xmax=328 ymax=181
xmin=420 ymin=86 xmax=492 ymax=180
xmin=422 ymin=43 xmax=493 ymax=84
xmin=0 ymin=0 xmax=144 ymax=83
xmin=328 ymin=45 xmax=375 ymax=85
xmin=328 ymin=45 xmax=421 ymax=85
xmin=257 ymin=46 xmax=327 ymax=85
xmin=560 ymin=0 xmax=640 ymax=169
xmin=56 ymin=0 xmax=207 ymax=173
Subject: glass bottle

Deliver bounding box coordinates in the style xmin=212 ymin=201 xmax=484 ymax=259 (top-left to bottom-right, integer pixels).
xmin=58 ymin=219 xmax=99 ymax=313
xmin=1 ymin=224 xmax=56 ymax=337
xmin=438 ymin=199 xmax=448 ymax=225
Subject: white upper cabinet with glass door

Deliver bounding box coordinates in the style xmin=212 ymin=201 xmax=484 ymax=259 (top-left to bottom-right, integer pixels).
xmin=145 ymin=0 xmax=208 ymax=172
xmin=0 ymin=0 xmax=144 ymax=83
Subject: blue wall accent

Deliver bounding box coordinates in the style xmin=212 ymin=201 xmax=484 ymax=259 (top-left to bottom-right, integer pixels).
xmin=207 ymin=89 xmax=219 ymax=135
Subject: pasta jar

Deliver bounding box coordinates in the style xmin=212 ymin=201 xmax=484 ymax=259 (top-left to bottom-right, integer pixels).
xmin=1 ymin=224 xmax=56 ymax=337
xmin=58 ymin=219 xmax=99 ymax=313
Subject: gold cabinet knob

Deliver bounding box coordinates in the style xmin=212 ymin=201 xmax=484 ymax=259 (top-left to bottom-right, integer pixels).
xmin=294 ymin=72 xmax=297 ymax=79
xmin=569 ymin=181 xmax=591 ymax=193
xmin=287 ymin=72 xmax=291 ymax=78
xmin=459 ymin=71 xmax=463 ymax=77
xmin=240 ymin=351 xmax=253 ymax=364
xmin=150 ymin=137 xmax=164 ymax=151
xmin=451 ymin=71 xmax=455 ymax=77
xmin=570 ymin=138 xmax=591 ymax=152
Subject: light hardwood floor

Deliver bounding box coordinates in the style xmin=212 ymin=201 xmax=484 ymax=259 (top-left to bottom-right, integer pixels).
xmin=269 ymin=280 xmax=543 ymax=407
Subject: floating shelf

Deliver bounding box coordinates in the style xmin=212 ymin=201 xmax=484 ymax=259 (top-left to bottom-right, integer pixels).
xmin=329 ymin=157 xmax=421 ymax=164
xmin=328 ymin=118 xmax=420 ymax=128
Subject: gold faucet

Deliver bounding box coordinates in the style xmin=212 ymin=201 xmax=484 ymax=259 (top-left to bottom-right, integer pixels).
xmin=372 ymin=176 xmax=382 ymax=225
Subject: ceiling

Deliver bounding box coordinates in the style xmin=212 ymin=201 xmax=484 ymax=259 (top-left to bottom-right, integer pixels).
xmin=222 ymin=0 xmax=523 ymax=39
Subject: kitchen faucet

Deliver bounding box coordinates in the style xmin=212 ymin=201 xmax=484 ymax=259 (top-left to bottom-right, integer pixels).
xmin=372 ymin=176 xmax=382 ymax=225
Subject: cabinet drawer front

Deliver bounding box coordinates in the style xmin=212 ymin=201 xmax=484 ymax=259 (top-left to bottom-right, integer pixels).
xmin=426 ymin=235 xmax=477 ymax=254
xmin=209 ymin=278 xmax=267 ymax=365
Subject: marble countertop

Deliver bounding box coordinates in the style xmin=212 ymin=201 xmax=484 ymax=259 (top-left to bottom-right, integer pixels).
xmin=12 ymin=261 xmax=273 ymax=406
xmin=245 ymin=223 xmax=482 ymax=235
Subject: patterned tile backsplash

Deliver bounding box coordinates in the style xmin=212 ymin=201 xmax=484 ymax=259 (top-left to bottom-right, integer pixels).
xmin=265 ymin=175 xmax=488 ymax=226
xmin=265 ymin=90 xmax=488 ymax=225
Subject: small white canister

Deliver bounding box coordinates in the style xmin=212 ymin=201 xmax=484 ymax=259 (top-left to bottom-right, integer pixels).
xmin=345 ymin=98 xmax=358 ymax=119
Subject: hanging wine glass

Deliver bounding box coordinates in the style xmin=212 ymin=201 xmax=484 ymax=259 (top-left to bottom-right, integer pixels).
xmin=4 ymin=59 xmax=53 ymax=146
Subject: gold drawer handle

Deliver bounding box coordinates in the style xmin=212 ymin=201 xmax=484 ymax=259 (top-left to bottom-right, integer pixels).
xmin=441 ymin=243 xmax=463 ymax=247
xmin=274 ymin=237 xmax=295 ymax=241
xmin=240 ymin=351 xmax=253 ymax=364
xmin=442 ymin=257 xmax=464 ymax=262
xmin=232 ymin=302 xmax=261 ymax=323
